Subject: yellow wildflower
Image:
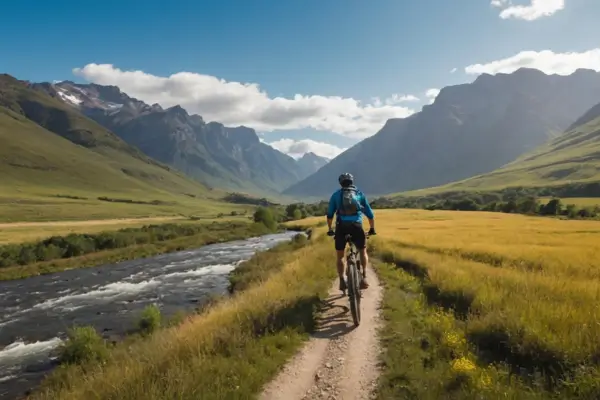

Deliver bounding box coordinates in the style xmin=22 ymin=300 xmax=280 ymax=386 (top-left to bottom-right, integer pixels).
xmin=443 ymin=331 xmax=464 ymax=348
xmin=476 ymin=372 xmax=493 ymax=389
xmin=451 ymin=357 xmax=476 ymax=373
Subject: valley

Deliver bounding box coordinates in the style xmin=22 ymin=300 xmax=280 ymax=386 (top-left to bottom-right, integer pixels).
xmin=2 ymin=22 xmax=600 ymax=399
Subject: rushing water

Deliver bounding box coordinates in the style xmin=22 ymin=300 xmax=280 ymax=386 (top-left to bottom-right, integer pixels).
xmin=0 ymin=231 xmax=298 ymax=399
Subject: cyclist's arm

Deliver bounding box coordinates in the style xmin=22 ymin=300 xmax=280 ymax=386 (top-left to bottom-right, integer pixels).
xmin=361 ymin=194 xmax=375 ymax=230
xmin=326 ymin=192 xmax=336 ymax=231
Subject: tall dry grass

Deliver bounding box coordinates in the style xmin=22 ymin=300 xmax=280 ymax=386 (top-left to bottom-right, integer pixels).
xmin=363 ymin=209 xmax=600 ymax=396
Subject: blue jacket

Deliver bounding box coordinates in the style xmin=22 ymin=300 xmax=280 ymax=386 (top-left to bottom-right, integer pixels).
xmin=326 ymin=186 xmax=374 ymax=224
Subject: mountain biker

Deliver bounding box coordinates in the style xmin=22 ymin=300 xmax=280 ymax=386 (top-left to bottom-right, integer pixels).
xmin=326 ymin=172 xmax=376 ymax=291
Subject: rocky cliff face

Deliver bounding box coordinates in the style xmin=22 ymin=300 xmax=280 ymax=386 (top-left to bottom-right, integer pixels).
xmin=285 ymin=68 xmax=600 ymax=197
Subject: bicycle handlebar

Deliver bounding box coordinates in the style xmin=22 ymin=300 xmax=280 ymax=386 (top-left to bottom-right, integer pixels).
xmin=327 ymin=230 xmax=375 ymax=238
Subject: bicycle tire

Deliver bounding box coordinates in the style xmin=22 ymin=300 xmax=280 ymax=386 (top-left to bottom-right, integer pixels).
xmin=347 ymin=243 xmax=361 ymax=326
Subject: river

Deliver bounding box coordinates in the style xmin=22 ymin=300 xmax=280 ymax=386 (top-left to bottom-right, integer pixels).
xmin=0 ymin=231 xmax=298 ymax=399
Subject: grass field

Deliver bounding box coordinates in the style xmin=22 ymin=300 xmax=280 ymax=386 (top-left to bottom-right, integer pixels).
xmin=0 ymin=215 xmax=253 ymax=244
xmin=0 ymin=190 xmax=251 ymax=223
xmin=291 ymin=210 xmax=600 ymax=397
xmin=362 ymin=209 xmax=600 ymax=398
xmin=0 ymin=216 xmax=184 ymax=244
xmin=32 ymin=234 xmax=336 ymax=400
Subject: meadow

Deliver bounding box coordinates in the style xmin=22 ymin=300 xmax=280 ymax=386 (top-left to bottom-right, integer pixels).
xmin=26 ymin=208 xmax=600 ymax=398
xmin=0 ymin=191 xmax=252 ymax=223
xmin=364 ymin=209 xmax=600 ymax=398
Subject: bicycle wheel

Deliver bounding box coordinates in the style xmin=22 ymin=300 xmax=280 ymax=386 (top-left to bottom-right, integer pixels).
xmin=346 ymin=245 xmax=361 ymax=326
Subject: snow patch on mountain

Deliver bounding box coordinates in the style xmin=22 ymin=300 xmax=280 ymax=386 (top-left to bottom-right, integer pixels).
xmin=56 ymin=90 xmax=82 ymax=106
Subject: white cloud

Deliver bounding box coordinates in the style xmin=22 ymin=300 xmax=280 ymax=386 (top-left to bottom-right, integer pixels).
xmin=267 ymin=138 xmax=345 ymax=159
xmin=73 ymin=64 xmax=416 ymax=139
xmin=465 ymin=48 xmax=600 ymax=75
xmin=491 ymin=0 xmax=565 ymax=21
xmin=450 ymin=67 xmax=458 ymax=73
xmin=370 ymin=94 xmax=419 ymax=107
xmin=425 ymin=88 xmax=440 ymax=104
xmin=491 ymin=0 xmax=509 ymax=7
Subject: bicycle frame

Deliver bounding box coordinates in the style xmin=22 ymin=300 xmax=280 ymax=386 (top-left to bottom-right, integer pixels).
xmin=330 ymin=231 xmax=369 ymax=327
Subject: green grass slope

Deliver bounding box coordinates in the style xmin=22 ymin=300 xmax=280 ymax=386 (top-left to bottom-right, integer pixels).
xmin=396 ymin=108 xmax=600 ymax=197
xmin=0 ymin=75 xmax=247 ymax=221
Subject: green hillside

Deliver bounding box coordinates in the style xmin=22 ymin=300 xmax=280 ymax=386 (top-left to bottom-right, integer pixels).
xmin=0 ymin=75 xmax=248 ymax=221
xmin=396 ymin=109 xmax=600 ymax=198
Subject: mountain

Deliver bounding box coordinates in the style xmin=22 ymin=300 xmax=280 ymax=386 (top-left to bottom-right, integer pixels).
xmin=296 ymin=152 xmax=329 ymax=179
xmin=285 ymin=68 xmax=600 ymax=198
xmin=0 ymin=74 xmax=240 ymax=220
xmin=48 ymin=81 xmax=307 ymax=195
xmin=401 ymin=100 xmax=600 ymax=195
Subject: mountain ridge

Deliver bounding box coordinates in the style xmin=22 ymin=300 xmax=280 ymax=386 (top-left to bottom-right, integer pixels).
xmin=0 ymin=73 xmax=253 ymax=221
xmin=285 ymin=68 xmax=600 ymax=198
xmin=396 ymin=98 xmax=600 ymax=196
xmin=49 ymin=81 xmax=327 ymax=195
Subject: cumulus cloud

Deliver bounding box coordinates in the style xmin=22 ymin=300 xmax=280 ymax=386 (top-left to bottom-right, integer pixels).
xmin=425 ymin=88 xmax=440 ymax=104
xmin=267 ymin=138 xmax=345 ymax=159
xmin=491 ymin=0 xmax=565 ymax=21
xmin=465 ymin=48 xmax=600 ymax=75
xmin=450 ymin=67 xmax=458 ymax=73
xmin=73 ymin=64 xmax=416 ymax=139
xmin=371 ymin=94 xmax=419 ymax=106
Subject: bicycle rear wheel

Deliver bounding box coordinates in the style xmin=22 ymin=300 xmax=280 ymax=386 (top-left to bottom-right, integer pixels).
xmin=346 ymin=245 xmax=361 ymax=326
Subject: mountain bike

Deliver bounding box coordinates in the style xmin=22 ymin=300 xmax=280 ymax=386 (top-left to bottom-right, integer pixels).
xmin=331 ymin=230 xmax=370 ymax=327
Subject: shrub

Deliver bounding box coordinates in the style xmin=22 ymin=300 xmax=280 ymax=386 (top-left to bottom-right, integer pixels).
xmin=253 ymin=207 xmax=277 ymax=230
xmin=59 ymin=326 xmax=109 ymax=365
xmin=0 ymin=221 xmax=259 ymax=269
xmin=292 ymin=233 xmax=308 ymax=246
xmin=292 ymin=208 xmax=303 ymax=220
xmin=137 ymin=304 xmax=162 ymax=336
xmin=540 ymin=198 xmax=563 ymax=215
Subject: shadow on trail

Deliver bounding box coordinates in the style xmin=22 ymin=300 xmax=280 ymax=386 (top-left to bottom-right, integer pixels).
xmin=312 ymin=293 xmax=356 ymax=339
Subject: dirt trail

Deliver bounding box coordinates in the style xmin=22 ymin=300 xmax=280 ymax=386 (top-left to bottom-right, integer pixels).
xmin=260 ymin=267 xmax=383 ymax=400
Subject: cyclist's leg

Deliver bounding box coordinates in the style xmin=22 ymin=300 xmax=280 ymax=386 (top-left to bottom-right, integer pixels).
xmin=334 ymin=226 xmax=347 ymax=290
xmin=351 ymin=223 xmax=369 ymax=288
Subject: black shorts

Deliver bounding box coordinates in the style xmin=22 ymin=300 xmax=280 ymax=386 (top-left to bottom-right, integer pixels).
xmin=334 ymin=222 xmax=366 ymax=251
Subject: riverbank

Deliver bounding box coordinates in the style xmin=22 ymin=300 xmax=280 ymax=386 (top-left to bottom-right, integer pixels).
xmin=30 ymin=231 xmax=336 ymax=399
xmin=0 ymin=231 xmax=301 ymax=399
xmin=0 ymin=221 xmax=274 ymax=281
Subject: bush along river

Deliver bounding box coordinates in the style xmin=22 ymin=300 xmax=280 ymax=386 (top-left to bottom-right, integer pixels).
xmin=0 ymin=231 xmax=299 ymax=399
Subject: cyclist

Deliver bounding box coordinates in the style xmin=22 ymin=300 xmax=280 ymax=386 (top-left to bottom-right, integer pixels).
xmin=326 ymin=172 xmax=376 ymax=291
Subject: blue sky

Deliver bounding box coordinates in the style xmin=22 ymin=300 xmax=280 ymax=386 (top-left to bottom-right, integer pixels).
xmin=2 ymin=0 xmax=599 ymax=158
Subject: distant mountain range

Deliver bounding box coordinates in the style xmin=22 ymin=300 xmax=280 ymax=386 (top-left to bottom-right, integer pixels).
xmin=3 ymin=67 xmax=600 ymax=206
xmin=284 ymin=68 xmax=600 ymax=198
xmin=39 ymin=81 xmax=328 ymax=196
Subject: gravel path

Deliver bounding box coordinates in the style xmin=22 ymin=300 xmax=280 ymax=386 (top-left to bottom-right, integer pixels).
xmin=260 ymin=266 xmax=383 ymax=400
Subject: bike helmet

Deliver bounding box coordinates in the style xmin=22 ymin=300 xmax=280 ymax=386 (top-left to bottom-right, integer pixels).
xmin=338 ymin=172 xmax=354 ymax=187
